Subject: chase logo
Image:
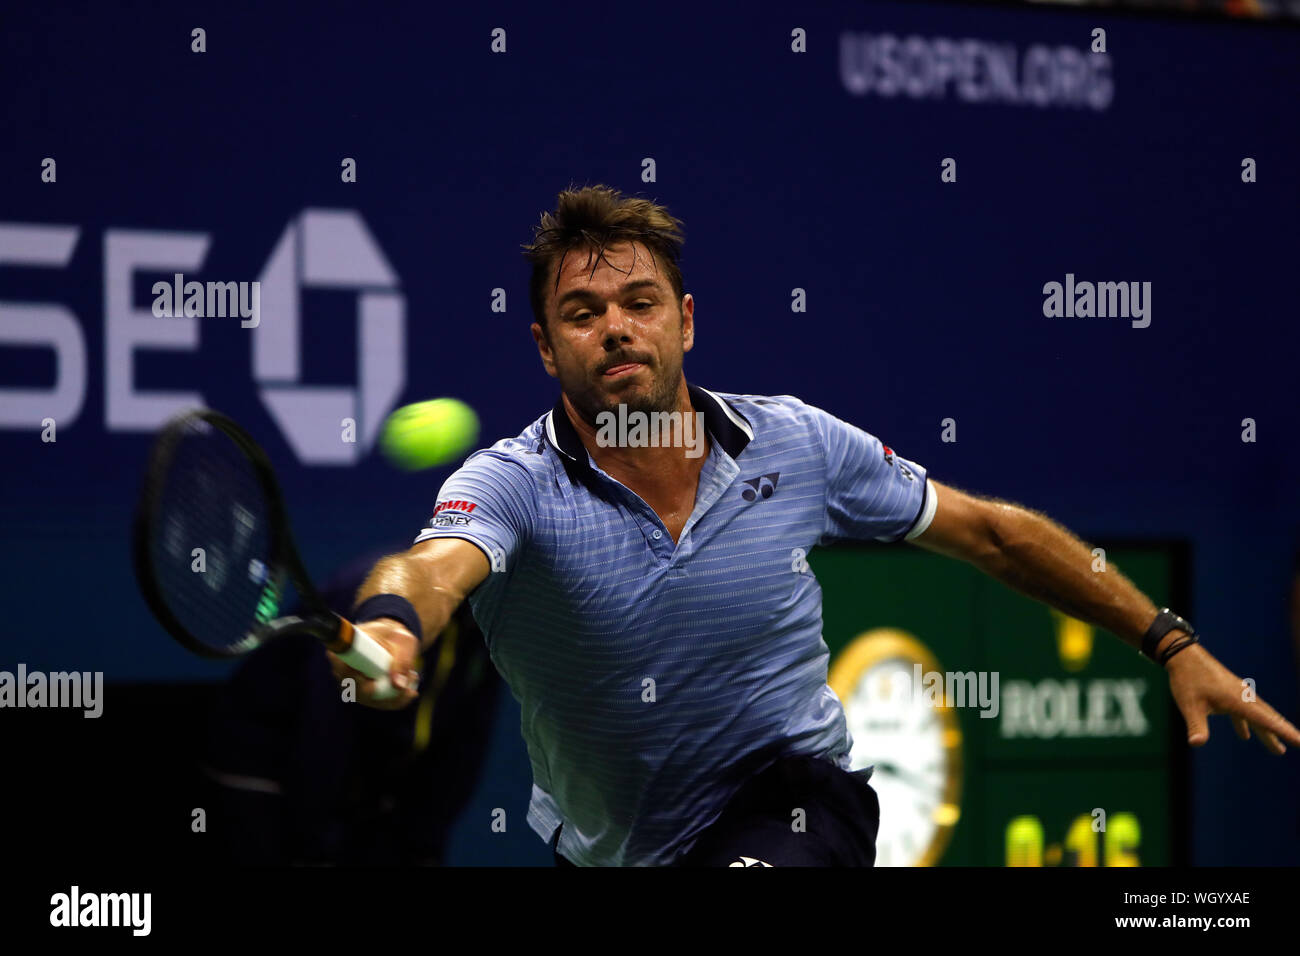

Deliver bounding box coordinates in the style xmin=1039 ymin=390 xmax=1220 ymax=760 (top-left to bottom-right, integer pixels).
xmin=0 ymin=209 xmax=406 ymax=467
xmin=257 ymin=210 xmax=404 ymax=465
xmin=740 ymin=473 xmax=780 ymax=501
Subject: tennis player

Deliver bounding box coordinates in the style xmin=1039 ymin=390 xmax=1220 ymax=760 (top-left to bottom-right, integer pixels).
xmin=334 ymin=185 xmax=1300 ymax=867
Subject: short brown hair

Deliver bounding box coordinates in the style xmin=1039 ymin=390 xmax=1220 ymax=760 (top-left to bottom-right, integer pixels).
xmin=522 ymin=184 xmax=685 ymax=330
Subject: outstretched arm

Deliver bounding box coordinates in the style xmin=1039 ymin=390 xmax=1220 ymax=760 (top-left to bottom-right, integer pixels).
xmin=910 ymin=479 xmax=1300 ymax=754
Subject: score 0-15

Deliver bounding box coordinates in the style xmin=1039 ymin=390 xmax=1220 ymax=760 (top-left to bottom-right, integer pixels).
xmin=1006 ymin=812 xmax=1141 ymax=866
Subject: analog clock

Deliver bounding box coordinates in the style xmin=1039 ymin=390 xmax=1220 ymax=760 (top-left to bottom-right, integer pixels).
xmin=828 ymin=628 xmax=963 ymax=867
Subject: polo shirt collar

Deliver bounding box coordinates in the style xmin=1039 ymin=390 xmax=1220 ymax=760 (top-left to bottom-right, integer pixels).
xmin=544 ymin=384 xmax=753 ymax=488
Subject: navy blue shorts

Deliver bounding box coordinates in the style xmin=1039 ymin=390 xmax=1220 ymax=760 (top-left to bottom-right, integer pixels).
xmin=554 ymin=754 xmax=880 ymax=867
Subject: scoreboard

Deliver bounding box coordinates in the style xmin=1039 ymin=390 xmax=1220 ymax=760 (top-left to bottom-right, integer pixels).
xmin=811 ymin=541 xmax=1189 ymax=866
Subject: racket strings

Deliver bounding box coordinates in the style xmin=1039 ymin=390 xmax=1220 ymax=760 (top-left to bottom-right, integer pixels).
xmin=149 ymin=421 xmax=279 ymax=654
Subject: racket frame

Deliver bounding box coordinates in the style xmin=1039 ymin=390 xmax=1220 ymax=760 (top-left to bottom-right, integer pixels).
xmin=132 ymin=409 xmax=393 ymax=688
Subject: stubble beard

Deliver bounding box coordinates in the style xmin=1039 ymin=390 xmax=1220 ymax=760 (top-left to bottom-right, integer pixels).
xmin=566 ymin=351 xmax=684 ymax=428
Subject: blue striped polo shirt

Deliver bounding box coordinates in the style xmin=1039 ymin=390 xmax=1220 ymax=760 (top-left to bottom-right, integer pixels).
xmin=413 ymin=385 xmax=936 ymax=866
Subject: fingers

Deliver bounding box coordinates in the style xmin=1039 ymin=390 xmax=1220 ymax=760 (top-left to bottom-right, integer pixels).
xmin=1264 ymin=710 xmax=1300 ymax=749
xmin=326 ymin=650 xmax=420 ymax=709
xmin=1173 ymin=653 xmax=1299 ymax=755
xmin=1216 ymin=695 xmax=1295 ymax=755
xmin=359 ymin=673 xmax=421 ymax=710
xmin=1247 ymin=703 xmax=1293 ymax=754
xmin=1184 ymin=707 xmax=1210 ymax=747
xmin=1233 ymin=695 xmax=1299 ymax=752
xmin=322 ymin=618 xmax=424 ymax=708
xmin=1231 ymin=715 xmax=1250 ymax=741
xmin=1254 ymin=726 xmax=1285 ymax=756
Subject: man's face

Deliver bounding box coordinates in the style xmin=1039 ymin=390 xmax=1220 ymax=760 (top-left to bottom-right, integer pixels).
xmin=532 ymin=241 xmax=695 ymax=426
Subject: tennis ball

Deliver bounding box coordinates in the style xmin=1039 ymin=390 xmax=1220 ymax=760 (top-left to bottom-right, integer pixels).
xmin=379 ymin=398 xmax=479 ymax=470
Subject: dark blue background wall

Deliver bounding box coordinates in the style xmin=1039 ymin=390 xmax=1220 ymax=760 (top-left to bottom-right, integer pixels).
xmin=2 ymin=1 xmax=1297 ymax=865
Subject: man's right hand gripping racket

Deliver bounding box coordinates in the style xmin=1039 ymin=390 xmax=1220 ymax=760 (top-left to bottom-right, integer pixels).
xmin=133 ymin=408 xmax=404 ymax=699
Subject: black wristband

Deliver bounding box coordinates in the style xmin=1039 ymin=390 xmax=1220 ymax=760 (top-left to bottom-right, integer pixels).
xmin=1158 ymin=634 xmax=1201 ymax=666
xmin=1141 ymin=608 xmax=1196 ymax=664
xmin=352 ymin=594 xmax=423 ymax=643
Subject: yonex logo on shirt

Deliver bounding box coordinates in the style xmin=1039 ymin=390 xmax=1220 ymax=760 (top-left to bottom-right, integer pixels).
xmin=740 ymin=473 xmax=780 ymax=501
xmin=434 ymin=500 xmax=478 ymax=515
xmin=433 ymin=512 xmax=474 ymax=527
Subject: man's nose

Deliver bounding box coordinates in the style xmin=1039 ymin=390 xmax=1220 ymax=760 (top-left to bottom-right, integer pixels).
xmin=600 ymin=304 xmax=634 ymax=342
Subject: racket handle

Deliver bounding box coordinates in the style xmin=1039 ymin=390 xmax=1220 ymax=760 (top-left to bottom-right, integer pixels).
xmin=332 ymin=619 xmax=398 ymax=700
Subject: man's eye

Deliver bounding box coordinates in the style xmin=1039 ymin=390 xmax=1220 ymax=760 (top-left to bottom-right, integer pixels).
xmin=631 ymin=301 xmax=653 ymax=310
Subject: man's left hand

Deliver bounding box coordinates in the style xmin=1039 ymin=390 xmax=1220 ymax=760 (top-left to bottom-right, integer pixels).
xmin=1166 ymin=644 xmax=1300 ymax=753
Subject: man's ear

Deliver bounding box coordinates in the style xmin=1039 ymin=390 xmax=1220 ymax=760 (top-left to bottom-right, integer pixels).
xmin=680 ymin=293 xmax=695 ymax=353
xmin=531 ymin=322 xmax=558 ymax=378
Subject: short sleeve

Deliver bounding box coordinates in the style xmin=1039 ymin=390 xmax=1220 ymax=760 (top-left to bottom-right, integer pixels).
xmin=805 ymin=403 xmax=937 ymax=546
xmin=412 ymin=449 xmax=537 ymax=573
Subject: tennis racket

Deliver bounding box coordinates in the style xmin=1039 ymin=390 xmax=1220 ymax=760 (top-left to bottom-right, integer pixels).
xmin=132 ymin=408 xmax=399 ymax=698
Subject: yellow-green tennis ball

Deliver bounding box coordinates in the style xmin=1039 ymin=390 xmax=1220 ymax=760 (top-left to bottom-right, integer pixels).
xmin=380 ymin=398 xmax=479 ymax=470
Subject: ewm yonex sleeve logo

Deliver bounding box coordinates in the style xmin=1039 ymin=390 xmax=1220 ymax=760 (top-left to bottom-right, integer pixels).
xmin=431 ymin=499 xmax=478 ymax=527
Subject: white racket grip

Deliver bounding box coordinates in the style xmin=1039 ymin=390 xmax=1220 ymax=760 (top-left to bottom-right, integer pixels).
xmin=338 ymin=624 xmax=397 ymax=699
